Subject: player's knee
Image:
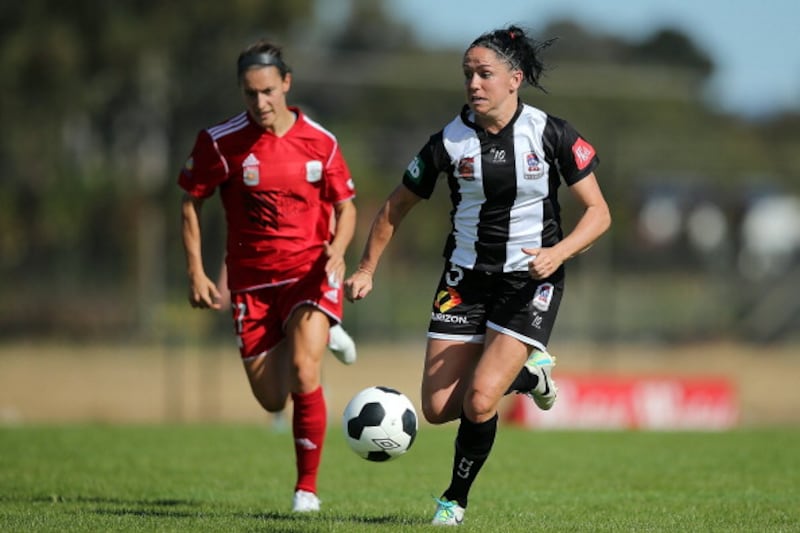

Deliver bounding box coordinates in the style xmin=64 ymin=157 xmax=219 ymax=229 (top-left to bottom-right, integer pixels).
xmin=421 ymin=397 xmax=456 ymax=425
xmin=463 ymin=388 xmax=497 ymax=421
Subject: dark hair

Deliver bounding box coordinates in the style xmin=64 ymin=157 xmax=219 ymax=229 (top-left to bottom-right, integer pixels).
xmin=236 ymin=39 xmax=291 ymax=79
xmin=467 ymin=25 xmax=555 ymax=92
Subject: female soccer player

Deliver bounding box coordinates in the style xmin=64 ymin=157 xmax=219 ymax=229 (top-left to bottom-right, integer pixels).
xmin=345 ymin=25 xmax=611 ymax=525
xmin=179 ymin=38 xmax=357 ymax=512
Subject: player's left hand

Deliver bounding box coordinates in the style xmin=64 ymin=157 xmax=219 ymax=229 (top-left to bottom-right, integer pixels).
xmin=522 ymin=247 xmax=563 ymax=280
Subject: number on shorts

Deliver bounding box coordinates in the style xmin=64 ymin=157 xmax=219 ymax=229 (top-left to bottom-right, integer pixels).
xmin=234 ymin=301 xmax=247 ymax=335
xmin=445 ymin=264 xmax=464 ymax=287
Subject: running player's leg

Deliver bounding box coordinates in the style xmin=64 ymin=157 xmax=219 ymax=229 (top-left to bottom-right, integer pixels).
xmin=499 ymin=273 xmax=564 ymax=410
xmin=421 ymin=338 xmax=482 ymax=425
xmin=280 ymin=260 xmax=343 ymax=511
xmin=235 ymin=289 xmax=292 ymax=412
xmin=437 ymin=330 xmax=528 ymax=512
xmin=423 ymin=262 xmax=487 ymax=425
xmin=284 ymin=305 xmax=329 ymax=509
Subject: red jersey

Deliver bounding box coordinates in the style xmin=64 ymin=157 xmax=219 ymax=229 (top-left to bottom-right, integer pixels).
xmin=178 ymin=107 xmax=355 ymax=291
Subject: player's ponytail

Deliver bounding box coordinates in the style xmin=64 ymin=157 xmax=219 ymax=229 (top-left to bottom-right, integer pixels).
xmin=467 ymin=25 xmax=555 ymax=93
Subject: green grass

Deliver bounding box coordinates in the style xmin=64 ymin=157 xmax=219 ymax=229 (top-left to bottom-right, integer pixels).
xmin=1 ymin=425 xmax=798 ymax=532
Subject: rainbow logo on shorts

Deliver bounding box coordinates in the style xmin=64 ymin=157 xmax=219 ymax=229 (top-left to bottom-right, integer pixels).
xmin=435 ymin=288 xmax=462 ymax=313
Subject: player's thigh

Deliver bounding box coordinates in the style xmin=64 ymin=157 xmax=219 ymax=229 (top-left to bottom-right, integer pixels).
xmin=283 ymin=305 xmax=329 ymax=392
xmin=421 ymin=338 xmax=482 ymax=424
xmin=466 ymin=330 xmax=530 ymax=420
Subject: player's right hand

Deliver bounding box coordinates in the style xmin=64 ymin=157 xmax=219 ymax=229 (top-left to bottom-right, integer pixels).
xmin=188 ymin=275 xmax=222 ymax=310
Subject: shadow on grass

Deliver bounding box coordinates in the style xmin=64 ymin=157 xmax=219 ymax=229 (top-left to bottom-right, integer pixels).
xmin=251 ymin=510 xmax=426 ymax=526
xmin=19 ymin=495 xmax=426 ymax=527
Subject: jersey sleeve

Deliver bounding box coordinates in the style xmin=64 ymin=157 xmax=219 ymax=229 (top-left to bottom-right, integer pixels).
xmin=544 ymin=116 xmax=599 ymax=186
xmin=177 ymin=129 xmax=229 ymax=198
xmin=401 ymin=131 xmax=449 ymax=199
xmin=323 ymin=142 xmax=356 ymax=203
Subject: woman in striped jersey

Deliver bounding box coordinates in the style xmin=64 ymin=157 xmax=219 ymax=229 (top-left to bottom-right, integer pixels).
xmin=345 ymin=25 xmax=611 ymax=526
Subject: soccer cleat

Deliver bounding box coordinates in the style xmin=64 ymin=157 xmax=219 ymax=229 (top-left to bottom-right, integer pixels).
xmin=431 ymin=497 xmax=465 ymax=526
xmin=328 ymin=324 xmax=357 ymax=365
xmin=292 ymin=489 xmax=321 ymax=512
xmin=524 ymin=349 xmax=558 ymax=410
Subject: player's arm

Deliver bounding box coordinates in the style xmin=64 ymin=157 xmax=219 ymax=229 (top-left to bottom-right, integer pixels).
xmin=345 ymin=184 xmax=421 ymax=301
xmin=325 ymin=199 xmax=357 ymax=283
xmin=181 ymin=193 xmax=222 ymax=309
xmin=523 ymin=172 xmax=611 ymax=279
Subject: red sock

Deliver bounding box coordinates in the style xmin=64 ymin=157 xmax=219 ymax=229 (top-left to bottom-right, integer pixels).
xmin=291 ymin=386 xmax=327 ymax=494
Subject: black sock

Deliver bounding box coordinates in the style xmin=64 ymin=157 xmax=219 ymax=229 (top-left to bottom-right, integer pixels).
xmin=504 ymin=367 xmax=538 ymax=395
xmin=442 ymin=412 xmax=498 ymax=508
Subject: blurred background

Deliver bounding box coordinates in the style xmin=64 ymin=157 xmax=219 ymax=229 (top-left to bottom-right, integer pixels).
xmin=1 ymin=0 xmax=798 ymax=425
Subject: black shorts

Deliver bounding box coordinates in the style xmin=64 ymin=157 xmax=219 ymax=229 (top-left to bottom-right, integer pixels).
xmin=427 ymin=262 xmax=564 ymax=351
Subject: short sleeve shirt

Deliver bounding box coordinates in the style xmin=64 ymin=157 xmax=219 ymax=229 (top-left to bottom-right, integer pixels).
xmin=401 ymin=102 xmax=598 ymax=273
xmin=178 ymin=108 xmax=355 ymax=290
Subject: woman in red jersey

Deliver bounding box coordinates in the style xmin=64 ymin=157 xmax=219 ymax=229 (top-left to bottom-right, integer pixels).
xmin=178 ymin=39 xmax=356 ymax=513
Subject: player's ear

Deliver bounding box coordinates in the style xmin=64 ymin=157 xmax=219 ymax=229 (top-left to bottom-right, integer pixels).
xmin=509 ymin=69 xmax=522 ymax=92
xmin=282 ymin=71 xmax=292 ymax=93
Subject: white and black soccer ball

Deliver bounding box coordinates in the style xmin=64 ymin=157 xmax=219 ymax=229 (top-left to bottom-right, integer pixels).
xmin=342 ymin=386 xmax=418 ymax=462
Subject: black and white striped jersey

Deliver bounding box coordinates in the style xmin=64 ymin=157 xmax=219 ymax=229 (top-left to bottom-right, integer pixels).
xmin=402 ymin=101 xmax=599 ymax=273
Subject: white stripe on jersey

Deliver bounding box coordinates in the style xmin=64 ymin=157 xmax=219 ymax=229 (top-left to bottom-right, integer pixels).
xmin=443 ymin=119 xmax=483 ymax=270
xmin=302 ymin=114 xmax=339 ymax=167
xmin=443 ymin=105 xmax=553 ymax=273
xmin=207 ymin=112 xmax=248 ymax=140
xmin=506 ymin=108 xmax=550 ymax=270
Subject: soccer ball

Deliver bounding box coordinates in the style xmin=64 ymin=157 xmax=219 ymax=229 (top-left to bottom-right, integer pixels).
xmin=342 ymin=386 xmax=418 ymax=462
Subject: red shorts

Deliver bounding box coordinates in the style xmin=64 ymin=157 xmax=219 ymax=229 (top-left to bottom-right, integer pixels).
xmin=229 ymin=262 xmax=343 ymax=360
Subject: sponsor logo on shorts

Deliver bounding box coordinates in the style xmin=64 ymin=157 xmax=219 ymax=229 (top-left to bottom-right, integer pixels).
xmin=324 ymin=288 xmax=339 ymax=303
xmin=533 ymin=283 xmax=554 ymax=312
xmin=431 ymin=312 xmax=469 ymax=324
xmin=432 ymin=287 xmax=467 ymax=323
xmin=434 ymin=288 xmax=462 ymax=313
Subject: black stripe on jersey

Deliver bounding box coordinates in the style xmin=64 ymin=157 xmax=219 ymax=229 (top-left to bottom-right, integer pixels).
xmin=474 ymin=105 xmax=523 ymax=271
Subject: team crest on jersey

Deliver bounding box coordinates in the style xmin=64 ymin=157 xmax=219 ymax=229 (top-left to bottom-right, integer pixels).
xmin=242 ymin=154 xmax=260 ymax=186
xmin=571 ymin=138 xmax=595 ymax=170
xmin=434 ymin=288 xmax=462 ymax=313
xmin=306 ymin=160 xmax=323 ymax=183
xmin=524 ymin=152 xmax=544 ymax=179
xmin=532 ymin=283 xmax=554 ymax=312
xmin=455 ymin=157 xmax=475 ymax=181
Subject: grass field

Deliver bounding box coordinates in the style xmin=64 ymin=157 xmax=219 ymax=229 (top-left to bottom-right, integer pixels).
xmin=1 ymin=424 xmax=798 ymax=532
